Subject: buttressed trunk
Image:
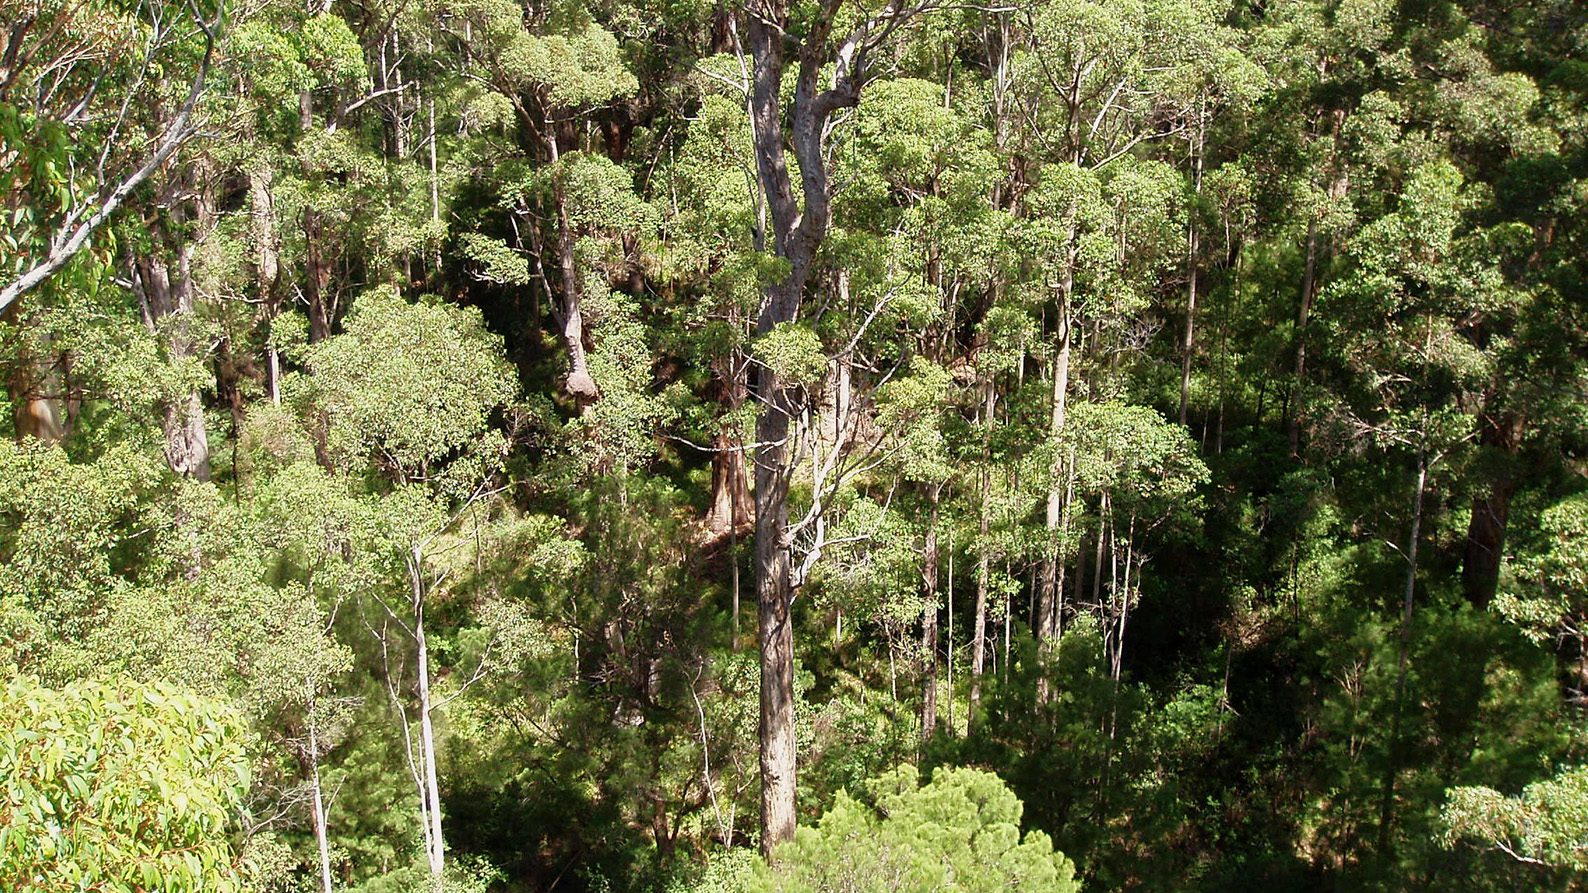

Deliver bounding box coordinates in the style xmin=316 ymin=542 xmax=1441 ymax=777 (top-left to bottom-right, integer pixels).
xmin=302 ymin=206 xmax=334 ymax=344
xmin=705 ymin=439 xmax=753 ymax=540
xmin=555 ymin=190 xmax=599 ymax=404
xmin=705 ymin=339 xmax=752 ymax=540
xmin=1036 ymin=279 xmax=1073 ymax=704
xmin=8 ymin=334 xmax=71 ymax=444
xmin=249 ymin=166 xmax=284 ymax=404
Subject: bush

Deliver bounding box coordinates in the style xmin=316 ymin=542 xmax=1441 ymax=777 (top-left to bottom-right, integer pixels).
xmin=753 ymin=765 xmax=1081 ymax=893
xmin=0 ymin=676 xmax=251 ymax=892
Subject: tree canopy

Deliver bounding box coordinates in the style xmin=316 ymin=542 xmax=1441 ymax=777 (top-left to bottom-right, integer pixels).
xmin=4 ymin=0 xmax=1588 ymax=890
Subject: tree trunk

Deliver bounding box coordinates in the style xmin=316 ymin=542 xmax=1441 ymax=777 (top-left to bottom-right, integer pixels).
xmin=1290 ymin=109 xmax=1348 ymax=456
xmin=920 ymin=488 xmax=941 ymax=742
xmin=1036 ymin=283 xmax=1073 ymax=704
xmin=1461 ymin=411 xmax=1523 ymax=609
xmin=704 ymin=346 xmax=752 ymax=540
xmin=302 ymin=207 xmax=334 ymax=344
xmin=133 ymin=217 xmax=211 ymax=481
xmin=969 ymin=382 xmax=994 ymax=729
xmin=554 ymin=184 xmax=599 ymax=404
xmin=1178 ymin=114 xmax=1205 ymax=427
xmin=743 ymin=0 xmax=900 ymax=854
xmin=249 ymin=167 xmax=283 ymax=405
xmin=307 ymin=717 xmax=335 ymax=893
xmin=1377 ymin=438 xmax=1427 ymax=856
xmin=8 ymin=334 xmax=69 ymax=444
xmin=752 ymin=366 xmax=797 ymax=857
xmin=1288 ymin=220 xmax=1318 ymax=457
xmin=409 ymin=549 xmax=447 ymax=887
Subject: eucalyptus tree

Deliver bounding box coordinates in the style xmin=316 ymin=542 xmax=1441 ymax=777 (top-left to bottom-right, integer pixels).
xmin=0 ymin=0 xmax=220 ymax=316
xmin=1062 ymin=401 xmax=1206 ymax=684
xmin=738 ymin=0 xmax=937 ymax=853
xmin=996 ymin=0 xmax=1246 ymax=685
xmin=0 ymin=0 xmax=223 ymax=463
xmin=829 ymin=74 xmax=1002 ymax=739
xmin=1307 ymin=157 xmax=1520 ymax=861
xmin=661 ymin=88 xmax=761 ymax=545
xmin=299 ymin=288 xmax=517 ymax=887
xmin=439 ymin=0 xmax=638 ymax=403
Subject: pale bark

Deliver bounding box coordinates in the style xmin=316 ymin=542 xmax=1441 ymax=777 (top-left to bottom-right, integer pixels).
xmin=307 ymin=717 xmax=335 ymax=893
xmin=554 ymin=188 xmax=599 ymax=404
xmin=132 ymin=215 xmax=211 ymax=481
xmin=0 ymin=15 xmax=215 ymax=316
xmin=249 ymin=167 xmax=283 ymax=405
xmin=1036 ymin=288 xmax=1073 ymax=703
xmin=408 ymin=549 xmax=447 ymax=887
xmin=1178 ymin=115 xmax=1205 ymax=426
xmin=969 ymin=382 xmax=995 ymax=728
xmin=1289 ymin=108 xmax=1348 ymax=455
xmin=1288 ymin=219 xmax=1318 ymax=456
xmin=1377 ymin=437 xmax=1427 ymax=855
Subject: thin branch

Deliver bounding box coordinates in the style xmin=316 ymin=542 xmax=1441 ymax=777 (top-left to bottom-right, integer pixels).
xmin=0 ymin=3 xmax=219 ymax=315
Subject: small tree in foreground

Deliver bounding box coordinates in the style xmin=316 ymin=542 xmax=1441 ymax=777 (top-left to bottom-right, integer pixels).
xmin=750 ymin=765 xmax=1081 ymax=893
xmin=0 ymin=676 xmax=251 ymax=892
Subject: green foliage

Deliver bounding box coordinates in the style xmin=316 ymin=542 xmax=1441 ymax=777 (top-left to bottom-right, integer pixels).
xmin=459 ymin=233 xmax=532 ymax=286
xmin=5 ymin=0 xmax=1588 ymax=890
xmin=0 ymin=442 xmax=159 ymax=676
xmin=1443 ymin=766 xmax=1588 ymax=871
xmin=0 ymin=676 xmax=251 ymax=892
xmin=1065 ymin=401 xmax=1208 ymax=510
xmin=303 ymin=288 xmax=515 ymax=476
xmin=753 ymin=765 xmax=1080 ymax=893
xmin=1495 ymin=493 xmax=1588 ymax=645
xmin=752 ymin=324 xmax=827 ymax=388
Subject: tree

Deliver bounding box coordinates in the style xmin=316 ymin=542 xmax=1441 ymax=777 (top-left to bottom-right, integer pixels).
xmin=741 ymin=0 xmax=933 ymax=854
xmin=0 ymin=0 xmax=220 ymax=316
xmin=751 ymin=765 xmax=1080 ymax=892
xmin=1494 ymin=492 xmax=1588 ymax=701
xmin=1444 ymin=766 xmax=1588 ymax=872
xmin=301 ymin=288 xmax=516 ymax=888
xmin=0 ymin=676 xmax=251 ymax=893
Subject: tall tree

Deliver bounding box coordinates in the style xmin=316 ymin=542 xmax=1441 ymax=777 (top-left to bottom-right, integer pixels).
xmin=742 ymin=0 xmax=931 ymax=854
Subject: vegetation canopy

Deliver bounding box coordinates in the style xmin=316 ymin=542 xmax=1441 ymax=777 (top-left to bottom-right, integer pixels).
xmin=3 ymin=0 xmax=1588 ymax=889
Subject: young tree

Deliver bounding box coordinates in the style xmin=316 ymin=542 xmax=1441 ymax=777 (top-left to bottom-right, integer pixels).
xmin=302 ymin=288 xmax=516 ymax=887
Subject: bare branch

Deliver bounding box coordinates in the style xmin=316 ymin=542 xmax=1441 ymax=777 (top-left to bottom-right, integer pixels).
xmin=0 ymin=3 xmax=219 ymax=315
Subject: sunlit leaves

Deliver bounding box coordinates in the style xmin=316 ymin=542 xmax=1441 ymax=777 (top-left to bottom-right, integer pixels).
xmin=1495 ymin=493 xmax=1588 ymax=646
xmin=753 ymin=323 xmax=828 ymax=388
xmin=0 ymin=676 xmax=251 ymax=893
xmin=302 ymin=287 xmax=516 ymax=476
xmin=752 ymin=765 xmax=1081 ymax=893
xmin=1444 ymin=766 xmax=1588 ymax=870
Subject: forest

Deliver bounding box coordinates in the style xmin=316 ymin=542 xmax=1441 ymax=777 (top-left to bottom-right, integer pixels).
xmin=2 ymin=0 xmax=1588 ymax=889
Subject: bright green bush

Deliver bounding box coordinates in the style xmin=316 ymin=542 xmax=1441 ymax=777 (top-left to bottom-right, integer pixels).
xmin=753 ymin=765 xmax=1081 ymax=893
xmin=0 ymin=676 xmax=251 ymax=892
